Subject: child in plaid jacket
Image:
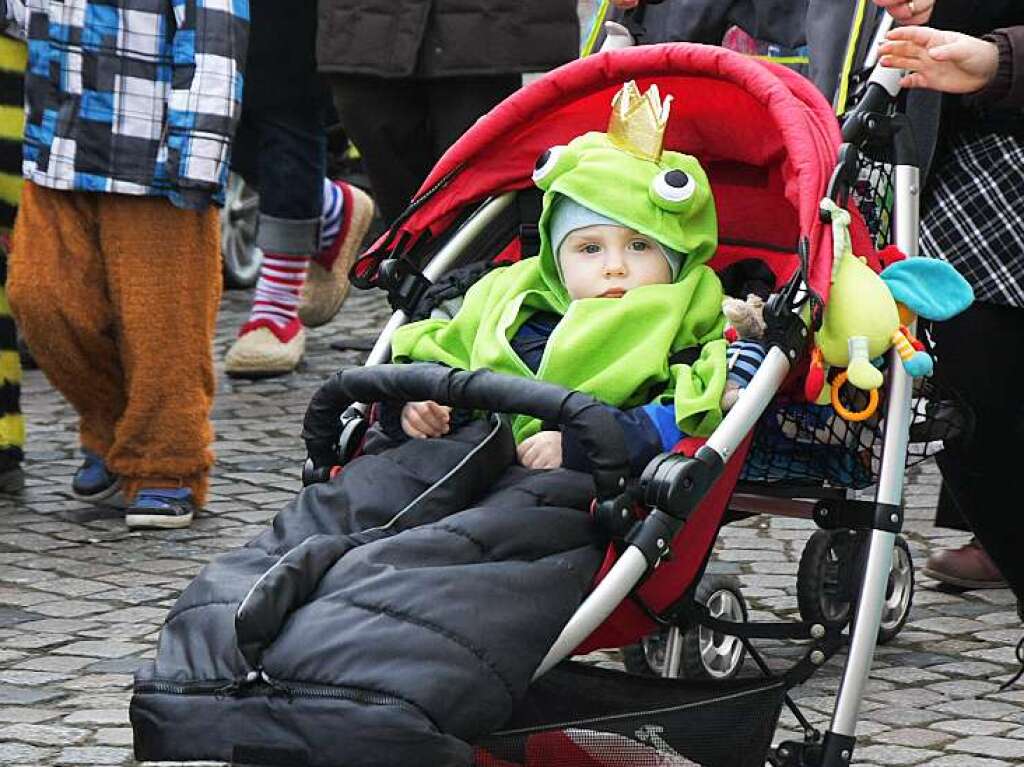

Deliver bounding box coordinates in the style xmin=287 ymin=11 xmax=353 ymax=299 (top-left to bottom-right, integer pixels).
xmin=1 ymin=0 xmax=249 ymax=529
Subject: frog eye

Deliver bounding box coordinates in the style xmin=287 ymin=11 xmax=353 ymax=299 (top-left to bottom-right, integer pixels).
xmin=650 ymin=169 xmax=697 ymax=210
xmin=532 ymin=145 xmax=567 ymax=186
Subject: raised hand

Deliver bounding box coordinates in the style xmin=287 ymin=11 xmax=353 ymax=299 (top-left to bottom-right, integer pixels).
xmin=880 ymin=26 xmax=999 ymax=94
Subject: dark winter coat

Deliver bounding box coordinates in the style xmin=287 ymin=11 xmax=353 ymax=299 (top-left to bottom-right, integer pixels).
xmin=929 ymin=3 xmax=1024 ymax=135
xmin=316 ymin=0 xmax=579 ymax=78
xmin=131 ymin=418 xmax=604 ymax=767
xmin=974 ymin=26 xmax=1024 ymax=111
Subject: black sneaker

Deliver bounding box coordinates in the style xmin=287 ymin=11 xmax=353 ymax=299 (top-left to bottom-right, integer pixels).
xmin=125 ymin=488 xmax=196 ymax=530
xmin=0 ymin=465 xmax=24 ymax=493
xmin=71 ymin=450 xmax=125 ymax=506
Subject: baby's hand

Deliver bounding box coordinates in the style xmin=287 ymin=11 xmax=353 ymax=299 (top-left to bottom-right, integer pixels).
xmin=517 ymin=431 xmax=563 ymax=470
xmin=401 ymin=401 xmax=452 ymax=439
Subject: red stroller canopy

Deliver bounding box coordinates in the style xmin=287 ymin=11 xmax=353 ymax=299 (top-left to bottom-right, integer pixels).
xmin=363 ymin=43 xmax=876 ymax=303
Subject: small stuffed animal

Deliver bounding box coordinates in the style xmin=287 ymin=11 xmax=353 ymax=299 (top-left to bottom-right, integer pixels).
xmin=722 ymin=294 xmax=767 ymax=411
xmin=722 ymin=293 xmax=766 ymax=343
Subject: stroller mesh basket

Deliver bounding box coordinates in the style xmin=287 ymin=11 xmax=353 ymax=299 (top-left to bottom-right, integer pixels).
xmin=851 ymin=142 xmax=894 ymax=252
xmin=740 ymin=377 xmax=970 ymax=489
xmin=475 ymin=663 xmax=787 ymax=767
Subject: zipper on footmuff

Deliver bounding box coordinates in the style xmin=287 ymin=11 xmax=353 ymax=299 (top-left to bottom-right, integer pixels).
xmin=137 ymin=671 xmax=425 ymax=714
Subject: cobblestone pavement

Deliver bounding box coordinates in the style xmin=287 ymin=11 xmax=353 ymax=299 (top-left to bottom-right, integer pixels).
xmin=0 ymin=287 xmax=1021 ymax=767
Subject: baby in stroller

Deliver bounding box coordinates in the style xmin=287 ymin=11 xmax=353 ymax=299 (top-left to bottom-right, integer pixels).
xmin=384 ymin=82 xmax=762 ymax=476
xmin=131 ymin=81 xmax=768 ymax=767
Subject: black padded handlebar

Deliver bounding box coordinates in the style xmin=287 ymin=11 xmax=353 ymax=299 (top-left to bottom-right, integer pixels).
xmin=301 ymin=363 xmax=632 ymax=500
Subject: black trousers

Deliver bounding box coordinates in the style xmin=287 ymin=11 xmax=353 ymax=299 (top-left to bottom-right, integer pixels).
xmin=329 ymin=74 xmax=519 ymax=225
xmin=930 ymin=300 xmax=1024 ymax=600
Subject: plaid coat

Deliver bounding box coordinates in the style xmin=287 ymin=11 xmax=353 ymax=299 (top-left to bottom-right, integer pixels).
xmin=0 ymin=0 xmax=248 ymax=209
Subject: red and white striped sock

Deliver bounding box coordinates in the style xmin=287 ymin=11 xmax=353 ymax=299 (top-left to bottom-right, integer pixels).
xmin=243 ymin=252 xmax=309 ymax=340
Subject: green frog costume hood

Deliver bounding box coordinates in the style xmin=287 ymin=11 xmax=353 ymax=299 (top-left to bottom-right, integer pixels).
xmin=392 ymin=82 xmax=728 ymax=443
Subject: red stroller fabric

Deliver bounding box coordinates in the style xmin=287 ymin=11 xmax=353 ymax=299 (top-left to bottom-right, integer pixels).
xmin=357 ymin=42 xmax=877 ymax=305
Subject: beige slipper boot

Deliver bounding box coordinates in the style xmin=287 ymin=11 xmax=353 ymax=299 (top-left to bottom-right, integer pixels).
xmin=300 ymin=183 xmax=375 ymax=328
xmin=225 ymin=324 xmax=306 ymax=378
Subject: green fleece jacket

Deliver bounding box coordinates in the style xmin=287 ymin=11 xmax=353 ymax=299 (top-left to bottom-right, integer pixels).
xmin=392 ymin=130 xmax=728 ymax=442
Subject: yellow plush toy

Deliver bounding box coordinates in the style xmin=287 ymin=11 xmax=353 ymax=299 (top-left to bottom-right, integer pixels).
xmin=808 ymin=199 xmax=974 ymax=422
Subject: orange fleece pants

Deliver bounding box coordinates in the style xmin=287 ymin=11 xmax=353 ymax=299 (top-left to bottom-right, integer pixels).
xmin=7 ymin=182 xmax=221 ymax=504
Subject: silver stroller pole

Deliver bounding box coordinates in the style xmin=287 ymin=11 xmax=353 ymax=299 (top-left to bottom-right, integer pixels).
xmin=363 ymin=192 xmax=517 ymax=368
xmin=823 ymin=74 xmax=920 ymax=764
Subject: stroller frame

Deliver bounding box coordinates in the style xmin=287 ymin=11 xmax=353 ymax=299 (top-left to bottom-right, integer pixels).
xmin=338 ymin=51 xmax=921 ymax=766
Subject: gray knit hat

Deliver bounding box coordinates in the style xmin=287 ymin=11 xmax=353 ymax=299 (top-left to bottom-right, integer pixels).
xmin=548 ymin=195 xmax=684 ymax=282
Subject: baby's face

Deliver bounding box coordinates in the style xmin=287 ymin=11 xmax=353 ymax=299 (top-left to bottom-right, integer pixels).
xmin=559 ymin=225 xmax=671 ymax=301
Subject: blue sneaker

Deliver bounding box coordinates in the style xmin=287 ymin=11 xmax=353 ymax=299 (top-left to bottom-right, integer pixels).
xmin=125 ymin=488 xmax=197 ymax=530
xmin=72 ymin=450 xmax=125 ymax=506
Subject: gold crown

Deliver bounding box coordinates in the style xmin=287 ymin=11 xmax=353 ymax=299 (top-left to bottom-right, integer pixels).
xmin=607 ymin=81 xmax=672 ymax=162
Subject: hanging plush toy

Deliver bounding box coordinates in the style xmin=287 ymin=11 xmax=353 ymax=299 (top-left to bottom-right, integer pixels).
xmin=807 ymin=199 xmax=974 ymax=422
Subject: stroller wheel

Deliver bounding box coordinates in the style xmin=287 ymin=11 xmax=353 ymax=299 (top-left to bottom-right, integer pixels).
xmin=221 ymin=173 xmax=263 ymax=289
xmin=682 ymin=575 xmax=749 ymax=680
xmin=797 ymin=530 xmax=914 ymax=644
xmin=623 ymin=575 xmax=748 ymax=681
xmin=877 ymin=535 xmax=914 ymax=644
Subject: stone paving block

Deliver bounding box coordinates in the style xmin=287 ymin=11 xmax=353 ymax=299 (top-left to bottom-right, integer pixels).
xmin=948 ymin=735 xmax=1024 ymax=760
xmin=928 ymin=660 xmax=1006 ymax=678
xmin=926 ymin=679 xmax=1002 ymax=699
xmin=0 ymin=670 xmax=72 ymax=686
xmin=909 ymin=616 xmax=991 ymax=635
xmin=872 ymin=727 xmax=954 ymax=748
xmin=932 ymin=720 xmax=1017 ymax=737
xmin=53 ymin=746 xmax=130 ymax=765
xmin=0 ymin=742 xmax=56 ymax=764
xmin=867 ymin=688 xmax=946 ymax=708
xmin=966 ymin=647 xmax=1022 ymax=665
xmin=92 ymin=728 xmax=132 ymax=746
xmin=51 ymin=641 xmax=147 ymax=658
xmin=11 ymin=655 xmax=94 ymax=673
xmin=867 ymin=707 xmax=946 ymax=727
xmin=28 ymin=600 xmax=109 ymax=619
xmin=0 ymin=587 xmax=60 ymax=608
xmin=59 ymin=674 xmax=132 ymax=692
xmin=924 ymin=757 xmax=1012 ymax=767
xmin=0 ymin=683 xmax=62 ymax=706
xmin=61 ymin=709 xmax=128 ymax=726
xmin=0 ymin=723 xmax=89 ymax=746
xmin=930 ymin=699 xmax=1022 ymax=719
xmin=869 ymin=666 xmax=947 ymax=685
xmin=0 ymin=707 xmax=63 ymax=723
xmin=853 ymin=744 xmax=943 ymax=765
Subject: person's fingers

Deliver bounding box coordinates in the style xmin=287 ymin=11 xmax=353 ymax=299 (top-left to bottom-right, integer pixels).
xmin=927 ymin=41 xmax=966 ymax=63
xmin=885 ymin=27 xmax=942 ymax=48
xmin=422 ymin=401 xmax=451 ymax=434
xmin=517 ymin=440 xmax=535 ymax=467
xmin=880 ymin=39 xmax=929 ymax=59
xmin=899 ymin=72 xmax=929 ymax=90
xmin=425 ymin=401 xmax=451 ymax=421
xmin=879 ymin=53 xmax=929 ymax=71
xmin=402 ymin=415 xmax=429 ymax=439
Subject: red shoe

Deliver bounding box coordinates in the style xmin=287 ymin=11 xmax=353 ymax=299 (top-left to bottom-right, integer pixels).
xmin=299 ymin=182 xmax=375 ymax=328
xmin=923 ymin=538 xmax=1008 ymax=589
xmin=225 ymin=317 xmax=306 ymax=378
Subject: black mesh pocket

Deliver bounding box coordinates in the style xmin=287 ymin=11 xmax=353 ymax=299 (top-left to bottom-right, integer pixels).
xmin=740 ymin=378 xmax=972 ymax=489
xmin=475 ymin=663 xmax=786 ymax=767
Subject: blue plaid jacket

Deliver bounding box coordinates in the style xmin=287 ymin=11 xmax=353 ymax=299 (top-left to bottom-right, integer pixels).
xmin=1 ymin=0 xmax=248 ymax=209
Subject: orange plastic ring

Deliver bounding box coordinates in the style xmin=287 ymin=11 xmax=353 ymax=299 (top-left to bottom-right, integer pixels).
xmin=830 ymin=371 xmax=879 ymax=422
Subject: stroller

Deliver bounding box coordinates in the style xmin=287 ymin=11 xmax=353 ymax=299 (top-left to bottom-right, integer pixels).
xmin=132 ymin=34 xmax=952 ymax=767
